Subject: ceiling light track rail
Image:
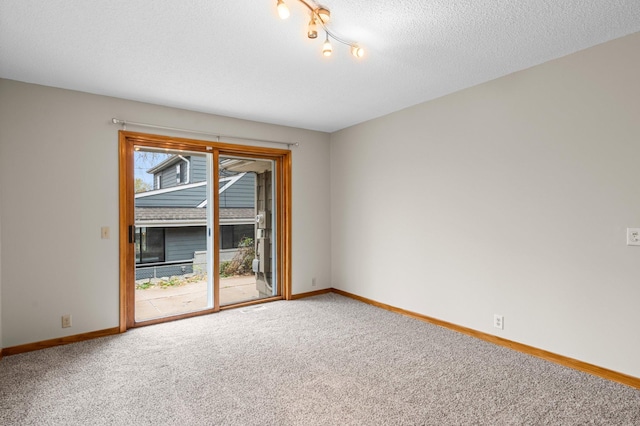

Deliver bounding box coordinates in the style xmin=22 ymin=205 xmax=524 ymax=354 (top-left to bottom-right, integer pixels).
xmin=111 ymin=118 xmax=299 ymax=148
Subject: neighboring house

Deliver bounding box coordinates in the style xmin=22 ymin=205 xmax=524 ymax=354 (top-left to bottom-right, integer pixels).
xmin=134 ymin=154 xmax=256 ymax=279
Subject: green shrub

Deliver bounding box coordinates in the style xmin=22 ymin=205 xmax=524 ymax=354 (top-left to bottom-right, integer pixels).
xmin=219 ymin=261 xmax=231 ymax=277
xmin=136 ymin=280 xmax=153 ymax=290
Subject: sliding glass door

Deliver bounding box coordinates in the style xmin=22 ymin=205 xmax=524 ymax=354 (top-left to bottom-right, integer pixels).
xmin=132 ymin=148 xmax=214 ymax=322
xmin=119 ymin=131 xmax=291 ymax=330
xmin=218 ymin=155 xmax=277 ymax=306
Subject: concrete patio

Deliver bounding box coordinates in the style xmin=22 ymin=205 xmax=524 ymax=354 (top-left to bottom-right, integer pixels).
xmin=135 ymin=275 xmax=261 ymax=322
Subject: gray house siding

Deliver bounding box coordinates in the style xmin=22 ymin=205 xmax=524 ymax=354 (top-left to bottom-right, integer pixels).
xmin=165 ymin=227 xmax=206 ymax=261
xmin=138 ymin=172 xmax=255 ymax=209
xmin=220 ymin=173 xmax=255 ymax=208
xmin=151 ymin=155 xmax=207 ymax=190
xmin=136 ymin=185 xmax=207 ymax=208
xmin=154 ymin=158 xmax=189 ymax=189
xmin=157 ymin=164 xmax=177 ymax=189
xmin=191 ymin=155 xmax=207 ymax=182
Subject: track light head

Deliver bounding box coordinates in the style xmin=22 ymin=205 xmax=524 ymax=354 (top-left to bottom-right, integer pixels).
xmin=316 ymin=7 xmax=330 ymax=24
xmin=277 ymin=0 xmax=290 ymax=19
xmin=322 ymin=33 xmax=332 ymax=57
xmin=351 ymin=45 xmax=364 ymax=58
xmin=307 ymin=18 xmax=318 ymax=39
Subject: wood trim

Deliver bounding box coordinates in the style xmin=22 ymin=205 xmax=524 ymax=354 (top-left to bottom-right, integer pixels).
xmin=282 ymin=151 xmax=293 ymax=300
xmin=2 ymin=327 xmax=121 ymax=356
xmin=118 ymin=131 xmax=133 ymax=332
xmin=213 ymin=149 xmax=221 ymax=312
xmin=331 ymin=288 xmax=640 ymax=390
xmin=220 ymin=296 xmax=283 ymax=310
xmin=290 ymin=288 xmax=332 ymax=300
xmin=121 ymin=131 xmax=291 ymax=157
xmin=133 ymin=308 xmax=217 ymax=328
xmin=0 ymin=348 xmax=3 ymax=360
xmin=275 ymin=156 xmax=283 ymax=299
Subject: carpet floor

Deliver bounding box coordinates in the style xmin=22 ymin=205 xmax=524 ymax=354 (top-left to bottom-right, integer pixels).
xmin=1 ymin=293 xmax=638 ymax=425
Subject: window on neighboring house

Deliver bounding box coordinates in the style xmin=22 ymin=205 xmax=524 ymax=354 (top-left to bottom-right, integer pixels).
xmin=135 ymin=227 xmax=165 ymax=264
xmin=220 ymin=224 xmax=255 ymax=250
xmin=156 ymin=175 xmax=161 ymax=190
xmin=176 ymin=162 xmax=187 ymax=184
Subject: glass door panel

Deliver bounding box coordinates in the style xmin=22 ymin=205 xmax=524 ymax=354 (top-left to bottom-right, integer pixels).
xmin=133 ymin=147 xmax=213 ymax=322
xmin=218 ymin=155 xmax=277 ymax=305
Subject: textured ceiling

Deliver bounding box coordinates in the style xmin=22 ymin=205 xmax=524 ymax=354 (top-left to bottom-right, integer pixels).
xmin=1 ymin=1 xmax=639 ymax=132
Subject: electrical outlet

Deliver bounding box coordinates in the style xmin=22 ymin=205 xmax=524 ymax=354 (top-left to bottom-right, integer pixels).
xmin=627 ymin=228 xmax=640 ymax=246
xmin=62 ymin=314 xmax=72 ymax=328
xmin=493 ymin=314 xmax=504 ymax=330
xmin=312 ymin=277 xmax=317 ymax=287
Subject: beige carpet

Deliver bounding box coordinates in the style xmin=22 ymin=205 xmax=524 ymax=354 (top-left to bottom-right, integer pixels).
xmin=1 ymin=293 xmax=638 ymax=425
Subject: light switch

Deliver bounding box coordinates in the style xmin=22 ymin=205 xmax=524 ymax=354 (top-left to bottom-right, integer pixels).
xmin=627 ymin=228 xmax=640 ymax=246
xmin=101 ymin=226 xmax=110 ymax=239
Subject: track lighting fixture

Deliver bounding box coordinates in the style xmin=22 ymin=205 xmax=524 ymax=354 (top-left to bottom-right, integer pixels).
xmin=275 ymin=0 xmax=364 ymax=59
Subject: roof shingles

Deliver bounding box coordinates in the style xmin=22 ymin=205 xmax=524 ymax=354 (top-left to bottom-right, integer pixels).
xmin=135 ymin=207 xmax=254 ymax=222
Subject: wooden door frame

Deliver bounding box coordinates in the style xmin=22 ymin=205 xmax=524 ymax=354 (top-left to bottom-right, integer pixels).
xmin=118 ymin=131 xmax=292 ymax=331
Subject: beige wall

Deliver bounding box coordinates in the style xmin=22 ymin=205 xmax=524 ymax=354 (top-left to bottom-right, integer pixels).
xmin=0 ymin=211 xmax=2 ymax=349
xmin=330 ymin=32 xmax=640 ymax=377
xmin=0 ymin=80 xmax=331 ymax=347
